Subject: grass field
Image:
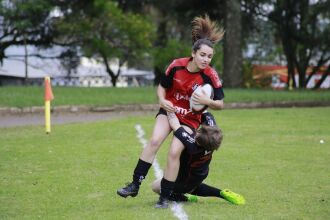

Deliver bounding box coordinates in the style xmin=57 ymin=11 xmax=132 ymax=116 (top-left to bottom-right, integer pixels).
xmin=0 ymin=107 xmax=329 ymax=219
xmin=0 ymin=86 xmax=329 ymax=107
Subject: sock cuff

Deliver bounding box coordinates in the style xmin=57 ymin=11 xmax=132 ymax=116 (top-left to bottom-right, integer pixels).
xmin=132 ymin=159 xmax=152 ymax=186
xmin=134 ymin=159 xmax=152 ymax=174
xmin=160 ymin=178 xmax=175 ymax=198
xmin=161 ymin=178 xmax=175 ymax=188
xmin=138 ymin=159 xmax=152 ymax=168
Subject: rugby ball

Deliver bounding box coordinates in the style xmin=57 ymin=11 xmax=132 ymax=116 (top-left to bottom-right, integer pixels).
xmin=190 ymin=84 xmax=214 ymax=113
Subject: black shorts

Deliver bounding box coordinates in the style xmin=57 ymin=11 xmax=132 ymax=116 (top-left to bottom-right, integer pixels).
xmin=156 ymin=108 xmax=167 ymax=118
xmin=173 ymin=175 xmax=207 ymax=194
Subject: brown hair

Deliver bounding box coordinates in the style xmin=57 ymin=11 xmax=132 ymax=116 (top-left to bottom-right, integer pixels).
xmin=195 ymin=125 xmax=223 ymax=151
xmin=191 ymin=14 xmax=225 ymax=52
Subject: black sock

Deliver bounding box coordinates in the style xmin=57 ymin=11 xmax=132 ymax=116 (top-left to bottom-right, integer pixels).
xmin=160 ymin=178 xmax=176 ymax=199
xmin=132 ymin=159 xmax=152 ymax=187
xmin=191 ymin=183 xmax=222 ymax=198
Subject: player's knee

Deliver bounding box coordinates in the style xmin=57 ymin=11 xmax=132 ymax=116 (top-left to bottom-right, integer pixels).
xmin=148 ymin=138 xmax=162 ymax=151
xmin=168 ymin=147 xmax=181 ymax=161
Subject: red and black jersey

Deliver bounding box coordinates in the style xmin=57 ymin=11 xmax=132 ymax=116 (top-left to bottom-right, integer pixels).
xmin=174 ymin=127 xmax=213 ymax=180
xmin=174 ymin=112 xmax=218 ymax=181
xmin=160 ymin=57 xmax=224 ymax=129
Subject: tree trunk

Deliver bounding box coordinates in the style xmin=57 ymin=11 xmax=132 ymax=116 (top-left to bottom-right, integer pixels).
xmin=101 ymin=52 xmax=118 ymax=87
xmin=24 ymin=33 xmax=29 ymax=85
xmin=223 ymin=0 xmax=243 ymax=88
xmin=153 ymin=15 xmax=168 ymax=85
xmin=111 ymin=76 xmax=118 ymax=87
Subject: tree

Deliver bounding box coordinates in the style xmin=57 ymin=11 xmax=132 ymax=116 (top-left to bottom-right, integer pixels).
xmin=223 ymin=0 xmax=243 ymax=87
xmin=58 ymin=1 xmax=155 ymax=87
xmin=271 ymin=0 xmax=330 ymax=89
xmin=40 ymin=0 xmax=157 ymax=87
xmin=0 ymin=0 xmax=53 ymax=63
xmin=0 ymin=0 xmax=80 ymax=63
xmin=0 ymin=0 xmax=155 ymax=87
xmin=243 ymin=0 xmax=330 ymax=89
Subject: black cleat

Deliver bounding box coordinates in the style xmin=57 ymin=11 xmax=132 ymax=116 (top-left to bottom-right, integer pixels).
xmin=155 ymin=196 xmax=170 ymax=208
xmin=117 ymin=182 xmax=139 ymax=198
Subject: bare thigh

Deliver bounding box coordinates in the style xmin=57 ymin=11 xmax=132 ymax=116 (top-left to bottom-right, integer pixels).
xmin=140 ymin=114 xmax=172 ymax=163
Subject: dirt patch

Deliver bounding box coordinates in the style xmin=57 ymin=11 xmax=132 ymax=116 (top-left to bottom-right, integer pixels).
xmin=1 ymin=101 xmax=329 ymax=128
xmin=0 ymin=110 xmax=156 ymax=128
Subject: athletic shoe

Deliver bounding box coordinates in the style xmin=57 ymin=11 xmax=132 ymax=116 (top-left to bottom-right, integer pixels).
xmin=220 ymin=189 xmax=245 ymax=205
xmin=155 ymin=196 xmax=170 ymax=208
xmin=117 ymin=182 xmax=139 ymax=198
xmin=187 ymin=194 xmax=198 ymax=203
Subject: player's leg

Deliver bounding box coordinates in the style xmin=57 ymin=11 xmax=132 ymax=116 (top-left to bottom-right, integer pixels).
xmin=156 ymin=125 xmax=192 ymax=208
xmin=139 ymin=114 xmax=171 ymax=163
xmin=191 ymin=183 xmax=245 ymax=205
xmin=151 ymin=178 xmax=161 ymax=194
xmin=117 ymin=114 xmax=171 ymax=198
xmin=152 ymin=178 xmax=198 ymax=202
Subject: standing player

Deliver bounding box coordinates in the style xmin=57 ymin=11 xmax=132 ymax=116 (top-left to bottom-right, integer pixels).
xmin=153 ymin=112 xmax=245 ymax=208
xmin=117 ymin=15 xmax=225 ymax=199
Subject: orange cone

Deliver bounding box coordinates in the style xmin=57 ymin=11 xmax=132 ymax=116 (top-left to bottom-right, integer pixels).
xmin=44 ymin=77 xmax=54 ymax=101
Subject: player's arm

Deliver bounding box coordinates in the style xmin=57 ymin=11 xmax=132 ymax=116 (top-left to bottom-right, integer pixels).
xmin=174 ymin=127 xmax=199 ymax=152
xmin=207 ymin=99 xmax=223 ymax=110
xmin=192 ymin=90 xmax=224 ymax=110
xmin=207 ymin=68 xmax=225 ymax=110
xmin=157 ymin=84 xmax=175 ymax=112
xmin=208 ymin=87 xmax=224 ymax=110
xmin=167 ymin=112 xmax=181 ymax=131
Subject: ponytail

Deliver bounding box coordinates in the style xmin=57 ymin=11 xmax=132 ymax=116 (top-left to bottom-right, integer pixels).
xmin=191 ymin=15 xmax=225 ymax=52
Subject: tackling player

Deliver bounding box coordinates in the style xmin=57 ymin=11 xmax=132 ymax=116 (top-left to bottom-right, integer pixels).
xmin=153 ymin=112 xmax=245 ymax=208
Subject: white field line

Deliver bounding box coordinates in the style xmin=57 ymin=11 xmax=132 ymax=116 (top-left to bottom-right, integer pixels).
xmin=135 ymin=124 xmax=189 ymax=220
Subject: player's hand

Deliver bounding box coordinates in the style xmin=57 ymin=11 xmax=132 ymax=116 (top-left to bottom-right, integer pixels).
xmin=191 ymin=90 xmax=211 ymax=106
xmin=160 ymin=99 xmax=175 ymax=112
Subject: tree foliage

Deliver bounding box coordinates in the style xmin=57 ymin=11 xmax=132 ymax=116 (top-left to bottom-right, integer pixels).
xmin=57 ymin=0 xmax=155 ymax=86
xmin=0 ymin=0 xmax=58 ymax=63
xmin=1 ymin=0 xmax=329 ymax=89
xmin=271 ymin=0 xmax=330 ymax=89
xmin=0 ymin=0 xmax=155 ymax=86
xmin=243 ymin=0 xmax=330 ymax=89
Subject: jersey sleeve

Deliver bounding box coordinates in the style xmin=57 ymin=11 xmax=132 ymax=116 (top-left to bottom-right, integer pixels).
xmin=174 ymin=127 xmax=199 ymax=153
xmin=213 ymin=87 xmax=224 ymax=100
xmin=160 ymin=60 xmax=176 ymax=88
xmin=204 ymin=67 xmax=225 ymax=100
xmin=208 ymin=68 xmax=222 ymax=88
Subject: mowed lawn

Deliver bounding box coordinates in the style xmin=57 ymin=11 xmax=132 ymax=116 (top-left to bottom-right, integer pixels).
xmin=0 ymin=107 xmax=329 ymax=219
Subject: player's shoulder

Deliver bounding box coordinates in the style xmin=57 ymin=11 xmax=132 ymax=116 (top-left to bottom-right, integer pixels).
xmin=165 ymin=57 xmax=190 ymax=75
xmin=203 ymin=66 xmax=222 ymax=88
xmin=169 ymin=57 xmax=190 ymax=68
xmin=204 ymin=66 xmax=219 ymax=76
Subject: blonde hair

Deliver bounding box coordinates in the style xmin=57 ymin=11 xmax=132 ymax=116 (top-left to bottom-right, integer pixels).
xmin=191 ymin=15 xmax=225 ymax=51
